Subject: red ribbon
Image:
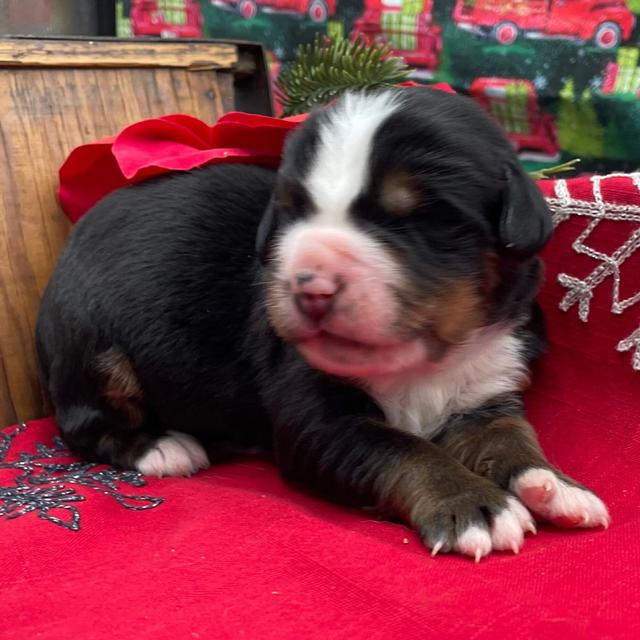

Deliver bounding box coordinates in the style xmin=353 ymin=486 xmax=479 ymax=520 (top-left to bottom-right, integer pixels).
xmin=58 ymin=83 xmax=456 ymax=223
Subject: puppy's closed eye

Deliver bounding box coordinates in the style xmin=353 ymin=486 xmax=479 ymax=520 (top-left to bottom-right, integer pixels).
xmin=379 ymin=173 xmax=421 ymax=217
xmin=275 ymin=177 xmax=311 ymax=213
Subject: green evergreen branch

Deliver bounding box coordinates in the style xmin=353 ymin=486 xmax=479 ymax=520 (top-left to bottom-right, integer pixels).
xmin=275 ymin=35 xmax=410 ymax=117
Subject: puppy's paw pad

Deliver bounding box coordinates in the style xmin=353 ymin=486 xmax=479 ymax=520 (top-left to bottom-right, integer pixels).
xmin=512 ymin=468 xmax=609 ymax=529
xmin=136 ymin=431 xmax=210 ymax=477
xmin=453 ymin=525 xmax=493 ymax=562
xmin=491 ymin=497 xmax=535 ymax=553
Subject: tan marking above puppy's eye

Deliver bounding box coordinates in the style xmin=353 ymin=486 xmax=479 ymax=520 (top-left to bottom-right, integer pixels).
xmin=379 ymin=173 xmax=421 ymax=216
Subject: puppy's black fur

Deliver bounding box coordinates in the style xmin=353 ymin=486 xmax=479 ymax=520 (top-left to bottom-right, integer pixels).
xmin=37 ymin=88 xmax=603 ymax=556
xmin=37 ymin=165 xmax=277 ymax=466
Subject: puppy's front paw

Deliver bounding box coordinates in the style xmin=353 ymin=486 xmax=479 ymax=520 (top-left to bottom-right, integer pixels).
xmin=511 ymin=467 xmax=610 ymax=529
xmin=416 ymin=484 xmax=536 ymax=561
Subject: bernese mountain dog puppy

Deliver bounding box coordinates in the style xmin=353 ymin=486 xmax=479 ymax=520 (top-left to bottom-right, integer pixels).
xmin=36 ymin=87 xmax=609 ymax=559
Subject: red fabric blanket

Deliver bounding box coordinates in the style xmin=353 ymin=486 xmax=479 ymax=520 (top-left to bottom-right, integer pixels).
xmin=3 ymin=104 xmax=639 ymax=638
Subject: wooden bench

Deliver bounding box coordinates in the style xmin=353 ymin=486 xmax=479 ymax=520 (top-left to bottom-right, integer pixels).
xmin=0 ymin=36 xmax=272 ymax=426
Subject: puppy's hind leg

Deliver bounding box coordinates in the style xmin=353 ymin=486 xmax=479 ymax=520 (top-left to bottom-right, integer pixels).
xmin=53 ymin=349 xmax=209 ymax=477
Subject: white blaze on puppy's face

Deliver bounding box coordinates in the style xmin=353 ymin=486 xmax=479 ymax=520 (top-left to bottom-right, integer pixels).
xmin=270 ymin=92 xmax=431 ymax=378
xmin=305 ymin=91 xmax=401 ymax=223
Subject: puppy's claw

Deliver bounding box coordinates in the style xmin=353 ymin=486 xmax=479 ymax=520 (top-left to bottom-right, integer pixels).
xmin=431 ymin=541 xmax=444 ymax=557
xmin=475 ymin=549 xmax=482 ymax=563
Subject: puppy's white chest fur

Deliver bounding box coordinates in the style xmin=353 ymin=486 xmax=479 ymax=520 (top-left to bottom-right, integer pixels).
xmin=368 ymin=329 xmax=528 ymax=439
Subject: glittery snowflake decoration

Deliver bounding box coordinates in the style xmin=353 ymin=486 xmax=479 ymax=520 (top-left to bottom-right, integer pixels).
xmin=545 ymin=173 xmax=640 ymax=371
xmin=0 ymin=423 xmax=163 ymax=531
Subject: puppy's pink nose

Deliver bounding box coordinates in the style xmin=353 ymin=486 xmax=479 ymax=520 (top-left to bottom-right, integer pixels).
xmin=295 ymin=292 xmax=334 ymax=321
xmin=292 ymin=272 xmax=340 ymax=322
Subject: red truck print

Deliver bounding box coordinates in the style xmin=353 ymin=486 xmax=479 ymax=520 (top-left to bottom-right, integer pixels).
xmin=351 ymin=0 xmax=442 ymax=72
xmin=453 ymin=0 xmax=636 ymax=49
xmin=212 ymin=0 xmax=336 ymax=23
xmin=130 ymin=0 xmax=204 ymax=38
xmin=470 ymin=77 xmax=560 ymax=160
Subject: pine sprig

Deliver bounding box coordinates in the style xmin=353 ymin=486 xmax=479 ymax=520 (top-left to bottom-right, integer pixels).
xmin=275 ymin=35 xmax=410 ymax=117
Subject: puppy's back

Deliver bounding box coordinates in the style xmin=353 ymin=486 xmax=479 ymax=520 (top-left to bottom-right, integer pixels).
xmin=36 ymin=164 xmax=276 ymax=438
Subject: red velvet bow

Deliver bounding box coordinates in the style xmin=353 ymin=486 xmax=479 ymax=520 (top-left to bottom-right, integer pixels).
xmin=58 ymin=83 xmax=456 ymax=223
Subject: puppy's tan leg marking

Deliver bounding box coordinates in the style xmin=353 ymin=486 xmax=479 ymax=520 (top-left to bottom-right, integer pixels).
xmin=94 ymin=349 xmax=145 ymax=427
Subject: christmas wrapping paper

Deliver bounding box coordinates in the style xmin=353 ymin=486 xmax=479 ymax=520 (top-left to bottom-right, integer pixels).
xmin=117 ymin=0 xmax=640 ymax=173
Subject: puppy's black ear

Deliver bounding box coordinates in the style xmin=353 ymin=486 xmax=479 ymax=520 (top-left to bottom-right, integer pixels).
xmin=255 ymin=197 xmax=277 ymax=264
xmin=497 ymin=166 xmax=553 ymax=258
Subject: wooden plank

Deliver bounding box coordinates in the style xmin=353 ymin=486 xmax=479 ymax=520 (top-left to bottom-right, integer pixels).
xmin=0 ymin=64 xmax=234 ymax=425
xmin=0 ymin=38 xmax=238 ymax=70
